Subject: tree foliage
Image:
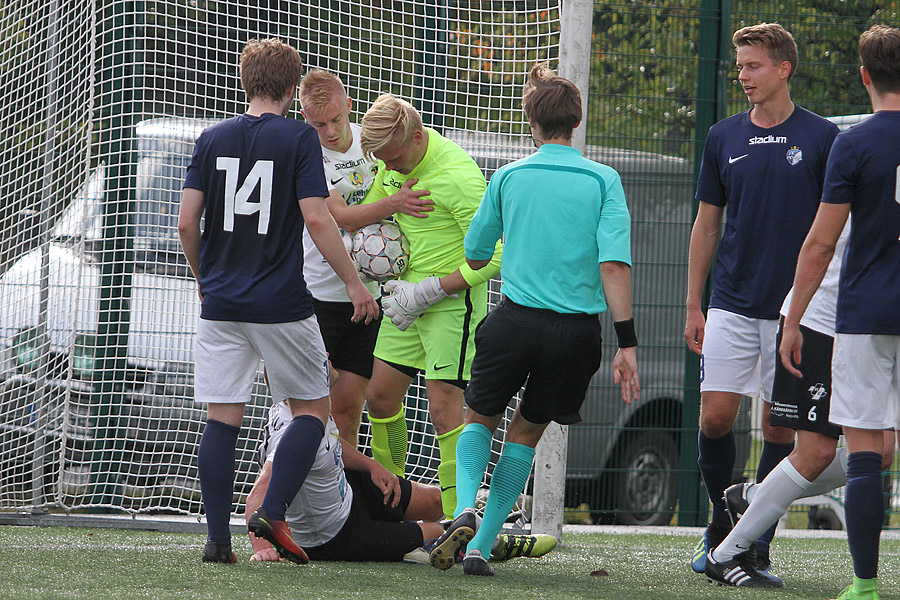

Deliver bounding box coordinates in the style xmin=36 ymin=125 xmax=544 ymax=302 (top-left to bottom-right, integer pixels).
xmin=586 ymin=0 xmax=900 ymax=159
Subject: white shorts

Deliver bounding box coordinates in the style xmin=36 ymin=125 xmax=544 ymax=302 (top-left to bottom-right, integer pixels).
xmin=195 ymin=317 xmax=330 ymax=404
xmin=700 ymin=308 xmax=778 ymax=402
xmin=830 ymin=333 xmax=900 ymax=430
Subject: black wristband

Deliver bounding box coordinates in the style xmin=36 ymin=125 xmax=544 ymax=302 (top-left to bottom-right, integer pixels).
xmin=614 ymin=317 xmax=638 ymax=348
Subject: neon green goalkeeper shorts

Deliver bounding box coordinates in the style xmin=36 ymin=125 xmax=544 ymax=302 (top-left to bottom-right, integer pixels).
xmin=374 ymin=285 xmax=487 ymax=381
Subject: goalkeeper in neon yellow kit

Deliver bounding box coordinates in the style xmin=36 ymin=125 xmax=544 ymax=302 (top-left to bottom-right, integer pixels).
xmin=359 ymin=94 xmax=502 ymax=518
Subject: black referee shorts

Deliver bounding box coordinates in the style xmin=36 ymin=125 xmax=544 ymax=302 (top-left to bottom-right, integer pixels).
xmin=769 ymin=318 xmax=842 ymax=439
xmin=465 ymin=298 xmax=603 ymax=425
xmin=313 ymin=298 xmax=381 ymax=379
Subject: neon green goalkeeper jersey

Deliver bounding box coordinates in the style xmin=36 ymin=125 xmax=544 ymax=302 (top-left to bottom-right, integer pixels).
xmin=362 ymin=128 xmax=501 ymax=286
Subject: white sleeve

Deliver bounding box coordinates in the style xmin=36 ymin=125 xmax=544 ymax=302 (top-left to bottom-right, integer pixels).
xmin=257 ymin=401 xmax=294 ymax=467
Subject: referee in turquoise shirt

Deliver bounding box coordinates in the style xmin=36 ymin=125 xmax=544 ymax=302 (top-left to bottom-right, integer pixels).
xmin=428 ymin=62 xmax=641 ymax=577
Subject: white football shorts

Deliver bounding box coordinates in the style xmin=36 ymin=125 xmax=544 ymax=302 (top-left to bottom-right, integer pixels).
xmin=194 ymin=317 xmax=330 ymax=404
xmin=699 ymin=308 xmax=778 ymax=402
xmin=829 ymin=333 xmax=900 ymax=430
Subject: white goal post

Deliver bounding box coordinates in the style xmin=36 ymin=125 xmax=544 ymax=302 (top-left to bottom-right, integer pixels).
xmin=0 ymin=0 xmax=584 ymax=534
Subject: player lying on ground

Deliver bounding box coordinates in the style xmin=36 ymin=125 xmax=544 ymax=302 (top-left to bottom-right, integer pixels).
xmin=245 ymin=401 xmax=557 ymax=563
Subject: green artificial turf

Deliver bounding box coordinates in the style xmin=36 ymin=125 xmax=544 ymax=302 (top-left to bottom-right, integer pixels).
xmin=1 ymin=526 xmax=898 ymax=600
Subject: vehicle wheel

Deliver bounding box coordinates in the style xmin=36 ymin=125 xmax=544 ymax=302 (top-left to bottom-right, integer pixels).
xmin=808 ymin=505 xmax=843 ymax=530
xmin=611 ymin=432 xmax=679 ymax=526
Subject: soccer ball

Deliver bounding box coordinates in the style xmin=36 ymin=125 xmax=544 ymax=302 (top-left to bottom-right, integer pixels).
xmin=352 ymin=221 xmax=410 ymax=282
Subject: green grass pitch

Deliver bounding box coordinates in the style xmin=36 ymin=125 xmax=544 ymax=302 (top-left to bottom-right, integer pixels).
xmin=2 ymin=525 xmax=899 ymax=599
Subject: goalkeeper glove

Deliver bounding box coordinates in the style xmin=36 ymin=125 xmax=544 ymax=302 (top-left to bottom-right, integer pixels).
xmin=381 ymin=276 xmax=456 ymax=331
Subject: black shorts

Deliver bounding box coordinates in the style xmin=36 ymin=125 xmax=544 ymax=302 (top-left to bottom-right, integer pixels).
xmin=304 ymin=469 xmax=423 ymax=562
xmin=769 ymin=319 xmax=842 ymax=439
xmin=313 ymin=298 xmax=381 ymax=379
xmin=465 ymin=298 xmax=602 ymax=425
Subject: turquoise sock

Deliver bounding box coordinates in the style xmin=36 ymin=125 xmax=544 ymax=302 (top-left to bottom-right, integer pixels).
xmin=468 ymin=442 xmax=535 ymax=557
xmin=454 ymin=423 xmax=492 ymax=518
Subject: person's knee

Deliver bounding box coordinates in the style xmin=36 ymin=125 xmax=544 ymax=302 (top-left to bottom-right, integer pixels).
xmin=761 ymin=421 xmax=796 ymax=445
xmin=331 ymin=396 xmax=363 ymax=427
xmin=419 ymin=521 xmax=444 ymax=543
xmin=425 ymin=382 xmax=464 ymax=433
xmin=798 ymin=440 xmax=837 ymax=472
xmin=406 ymin=483 xmax=445 ymax=522
xmin=699 ymin=409 xmax=736 ymax=438
xmin=425 ymin=485 xmax=443 ymax=519
xmin=365 ymin=385 xmax=402 ymax=419
xmin=698 ymin=393 xmax=740 ymax=438
xmin=430 ymin=404 xmax=463 ymax=434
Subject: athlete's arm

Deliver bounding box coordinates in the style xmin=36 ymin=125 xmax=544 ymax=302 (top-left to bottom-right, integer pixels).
xmin=683 ymin=201 xmax=723 ymax=355
xmin=177 ymin=187 xmax=205 ymax=297
xmin=601 ymin=260 xmax=639 ymax=405
xmin=448 ymin=177 xmax=503 ymax=289
xmin=382 ymin=241 xmax=501 ymax=328
xmin=779 ymin=202 xmax=849 ymax=378
xmin=464 ymin=257 xmax=491 ymax=271
xmin=436 ymin=269 xmax=478 ymax=294
xmin=339 ymin=439 xmax=402 ymax=507
xmin=463 ymin=179 xmax=503 ymax=275
xmin=328 ymin=179 xmax=433 ymax=232
xmin=301 ymin=195 xmax=380 ymax=324
xmin=244 ymin=462 xmax=282 ymax=562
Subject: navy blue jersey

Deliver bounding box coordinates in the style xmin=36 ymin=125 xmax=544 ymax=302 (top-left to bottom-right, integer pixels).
xmin=821 ymin=111 xmax=900 ymax=335
xmin=696 ymin=105 xmax=838 ymax=319
xmin=184 ymin=113 xmax=328 ymax=322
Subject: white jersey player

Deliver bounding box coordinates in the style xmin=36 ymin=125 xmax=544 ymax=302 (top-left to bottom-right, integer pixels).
xmin=293 ymin=70 xmax=433 ymax=448
xmin=249 ymin=402 xmax=444 ymax=561
xmin=301 ymin=121 xmax=380 ymax=302
xmin=247 ymin=402 xmax=559 ymax=564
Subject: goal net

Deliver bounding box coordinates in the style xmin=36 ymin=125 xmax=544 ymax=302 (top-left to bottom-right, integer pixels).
xmin=0 ymin=0 xmax=560 ymax=517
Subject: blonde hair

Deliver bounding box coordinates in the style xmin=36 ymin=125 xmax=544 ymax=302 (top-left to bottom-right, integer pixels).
xmin=239 ymin=38 xmax=303 ymax=101
xmin=522 ymin=62 xmax=581 ymax=140
xmin=299 ymin=69 xmax=347 ymax=111
xmin=732 ymin=23 xmax=799 ymax=81
xmin=360 ymin=94 xmax=423 ymax=158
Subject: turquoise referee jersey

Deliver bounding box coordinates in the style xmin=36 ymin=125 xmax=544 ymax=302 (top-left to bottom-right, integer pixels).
xmin=464 ymin=143 xmax=631 ymax=314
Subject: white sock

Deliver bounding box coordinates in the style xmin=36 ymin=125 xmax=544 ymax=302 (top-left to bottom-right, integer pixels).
xmin=802 ymin=447 xmax=848 ymax=498
xmin=712 ymin=458 xmax=809 ymax=562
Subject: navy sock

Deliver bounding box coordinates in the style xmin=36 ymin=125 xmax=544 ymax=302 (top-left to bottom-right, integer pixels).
xmin=261 ymin=415 xmax=325 ymax=521
xmin=845 ymin=451 xmax=883 ymax=580
xmin=754 ymin=440 xmax=794 ymax=551
xmin=698 ymin=430 xmax=736 ymax=527
xmin=198 ymin=419 xmax=240 ymax=544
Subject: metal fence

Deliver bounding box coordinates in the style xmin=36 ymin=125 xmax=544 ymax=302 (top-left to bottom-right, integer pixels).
xmin=1 ymin=0 xmax=897 ymax=531
xmin=569 ymin=0 xmax=899 ymax=528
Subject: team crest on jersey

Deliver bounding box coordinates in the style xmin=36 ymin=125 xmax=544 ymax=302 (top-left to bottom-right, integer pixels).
xmin=786 ymin=146 xmax=803 ymax=165
xmin=808 ymin=382 xmax=827 ymax=401
xmin=323 ymin=155 xmax=330 ymax=164
xmin=350 ymin=170 xmax=364 ymax=187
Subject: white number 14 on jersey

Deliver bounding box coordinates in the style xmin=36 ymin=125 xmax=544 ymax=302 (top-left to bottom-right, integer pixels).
xmin=216 ymin=157 xmax=273 ymax=234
